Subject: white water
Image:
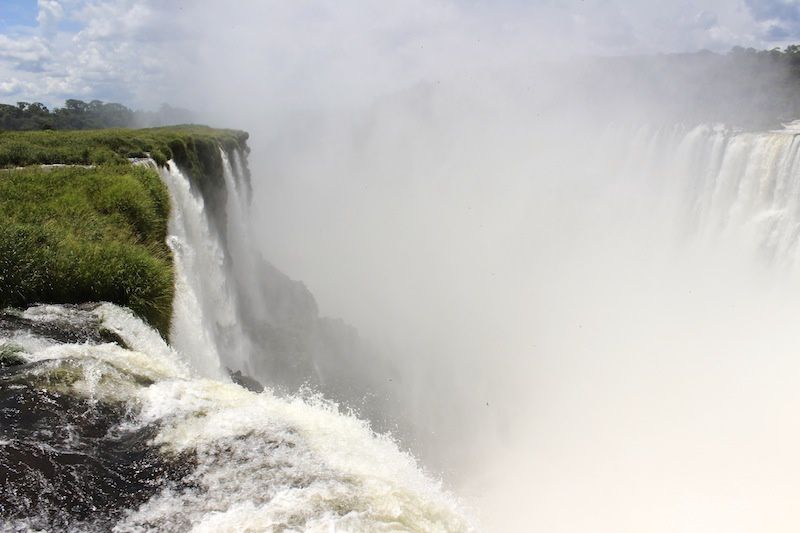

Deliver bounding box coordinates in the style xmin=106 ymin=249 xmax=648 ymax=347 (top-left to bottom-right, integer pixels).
xmin=0 ymin=152 xmax=473 ymax=530
xmin=216 ymin=149 xmax=262 ymax=374
xmin=247 ymin=108 xmax=800 ymax=531
xmin=158 ymin=160 xmax=241 ymax=378
xmin=157 ymin=151 xmax=312 ymax=384
xmin=8 ymin=123 xmax=800 ymax=531
xmin=71 ymin=154 xmax=469 ymax=530
xmin=674 ymin=124 xmax=800 ymax=264
xmin=3 ymin=302 xmax=472 ymax=531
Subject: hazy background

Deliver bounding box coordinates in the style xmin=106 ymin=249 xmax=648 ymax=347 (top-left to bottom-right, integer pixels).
xmin=5 ymin=1 xmax=800 ymax=531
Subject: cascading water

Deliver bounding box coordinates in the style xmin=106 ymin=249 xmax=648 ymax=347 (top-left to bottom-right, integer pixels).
xmin=676 ymin=124 xmax=800 ymax=264
xmin=158 ymin=158 xmax=243 ymax=378
xmin=459 ymin=122 xmax=800 ymax=531
xmin=606 ymin=122 xmax=800 ymax=265
xmin=5 ymin=121 xmax=800 ymax=531
xmin=0 ymin=150 xmax=473 ymax=531
xmin=242 ymin=104 xmax=800 ymax=531
xmin=0 ymin=302 xmax=471 ymax=531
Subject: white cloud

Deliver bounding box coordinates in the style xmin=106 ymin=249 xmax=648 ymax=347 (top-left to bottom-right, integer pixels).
xmin=0 ymin=77 xmax=36 ymax=96
xmin=0 ymin=0 xmax=180 ymax=106
xmin=0 ymin=34 xmax=49 ymax=67
xmin=37 ymin=0 xmax=64 ymax=36
xmin=0 ymin=1 xmax=799 ymax=108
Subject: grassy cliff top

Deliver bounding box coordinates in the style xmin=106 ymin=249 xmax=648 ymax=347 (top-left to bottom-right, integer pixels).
xmin=0 ymin=126 xmax=248 ymax=336
xmin=0 ymin=125 xmax=249 ymax=181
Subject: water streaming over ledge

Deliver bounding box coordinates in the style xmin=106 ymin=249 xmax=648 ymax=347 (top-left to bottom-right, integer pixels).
xmin=0 ymin=151 xmax=474 ymax=532
xmin=6 ymin=123 xmax=800 ymax=530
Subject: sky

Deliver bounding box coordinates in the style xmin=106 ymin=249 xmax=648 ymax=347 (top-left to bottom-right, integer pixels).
xmin=0 ymin=0 xmax=800 ymax=109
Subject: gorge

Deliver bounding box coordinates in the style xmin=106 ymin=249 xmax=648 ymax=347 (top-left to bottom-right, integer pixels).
xmin=4 ymin=106 xmax=800 ymax=532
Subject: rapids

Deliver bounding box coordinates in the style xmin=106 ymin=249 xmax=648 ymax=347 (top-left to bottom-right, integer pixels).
xmin=0 ymin=303 xmax=472 ymax=532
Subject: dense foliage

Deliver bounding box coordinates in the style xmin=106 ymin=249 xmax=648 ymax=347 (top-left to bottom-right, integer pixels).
xmin=0 ymin=165 xmax=174 ymax=335
xmin=0 ymin=100 xmax=193 ymax=131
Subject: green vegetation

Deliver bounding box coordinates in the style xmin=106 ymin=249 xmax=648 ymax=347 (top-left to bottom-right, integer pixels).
xmin=0 ymin=125 xmax=248 ymax=180
xmin=0 ymin=99 xmax=193 ymax=131
xmin=0 ymin=164 xmax=174 ymax=335
xmin=0 ymin=126 xmax=249 ymax=335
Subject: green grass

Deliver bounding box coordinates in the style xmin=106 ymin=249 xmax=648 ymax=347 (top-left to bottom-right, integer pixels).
xmin=0 ymin=126 xmax=249 ymax=337
xmin=0 ymin=125 xmax=248 ymax=186
xmin=0 ymin=164 xmax=174 ymax=335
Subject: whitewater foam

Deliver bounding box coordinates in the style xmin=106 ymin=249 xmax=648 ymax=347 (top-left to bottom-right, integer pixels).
xmin=2 ymin=301 xmax=472 ymax=532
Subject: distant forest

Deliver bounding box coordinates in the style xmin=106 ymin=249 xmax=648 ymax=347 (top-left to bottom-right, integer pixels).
xmin=0 ymin=99 xmax=194 ymax=131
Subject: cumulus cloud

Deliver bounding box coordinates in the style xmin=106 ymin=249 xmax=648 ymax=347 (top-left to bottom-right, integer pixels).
xmin=0 ymin=34 xmax=49 ymax=68
xmin=0 ymin=0 xmax=182 ymax=106
xmin=0 ymin=77 xmax=36 ymax=95
xmin=0 ymin=1 xmax=800 ymax=108
xmin=37 ymin=0 xmax=63 ymax=36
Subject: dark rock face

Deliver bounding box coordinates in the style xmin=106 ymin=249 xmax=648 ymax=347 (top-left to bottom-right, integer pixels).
xmin=229 ymin=368 xmax=265 ymax=392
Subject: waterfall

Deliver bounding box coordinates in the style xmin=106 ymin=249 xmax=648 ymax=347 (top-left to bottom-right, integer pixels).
xmin=241 ymin=111 xmax=800 ymax=531
xmin=7 ymin=125 xmax=800 ymax=531
xmin=0 ymin=148 xmax=473 ymax=531
xmin=447 ymin=122 xmax=800 ymax=531
xmin=613 ymin=123 xmax=800 ymax=267
xmin=158 ymin=160 xmax=231 ymax=378
xmin=156 ymin=151 xmax=269 ymax=381
xmin=677 ymin=125 xmax=800 ymax=265
xmin=157 ymin=147 xmax=390 ymax=407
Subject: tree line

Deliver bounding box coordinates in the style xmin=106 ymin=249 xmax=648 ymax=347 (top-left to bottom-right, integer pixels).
xmin=0 ymin=99 xmax=194 ymax=131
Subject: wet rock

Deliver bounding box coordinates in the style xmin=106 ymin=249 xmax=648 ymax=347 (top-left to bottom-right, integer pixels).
xmin=0 ymin=304 xmax=127 ymax=347
xmin=229 ymin=368 xmax=265 ymax=392
xmin=0 ymin=343 xmax=25 ymax=367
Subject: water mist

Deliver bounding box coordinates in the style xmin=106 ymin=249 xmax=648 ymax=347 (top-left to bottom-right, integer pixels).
xmin=236 ymin=80 xmax=800 ymax=531
xmin=116 ymin=3 xmax=800 ymax=530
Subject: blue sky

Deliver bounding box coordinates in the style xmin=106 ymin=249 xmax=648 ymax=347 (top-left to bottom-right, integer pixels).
xmin=1 ymin=0 xmax=800 ymax=109
xmin=0 ymin=1 xmax=37 ymax=30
